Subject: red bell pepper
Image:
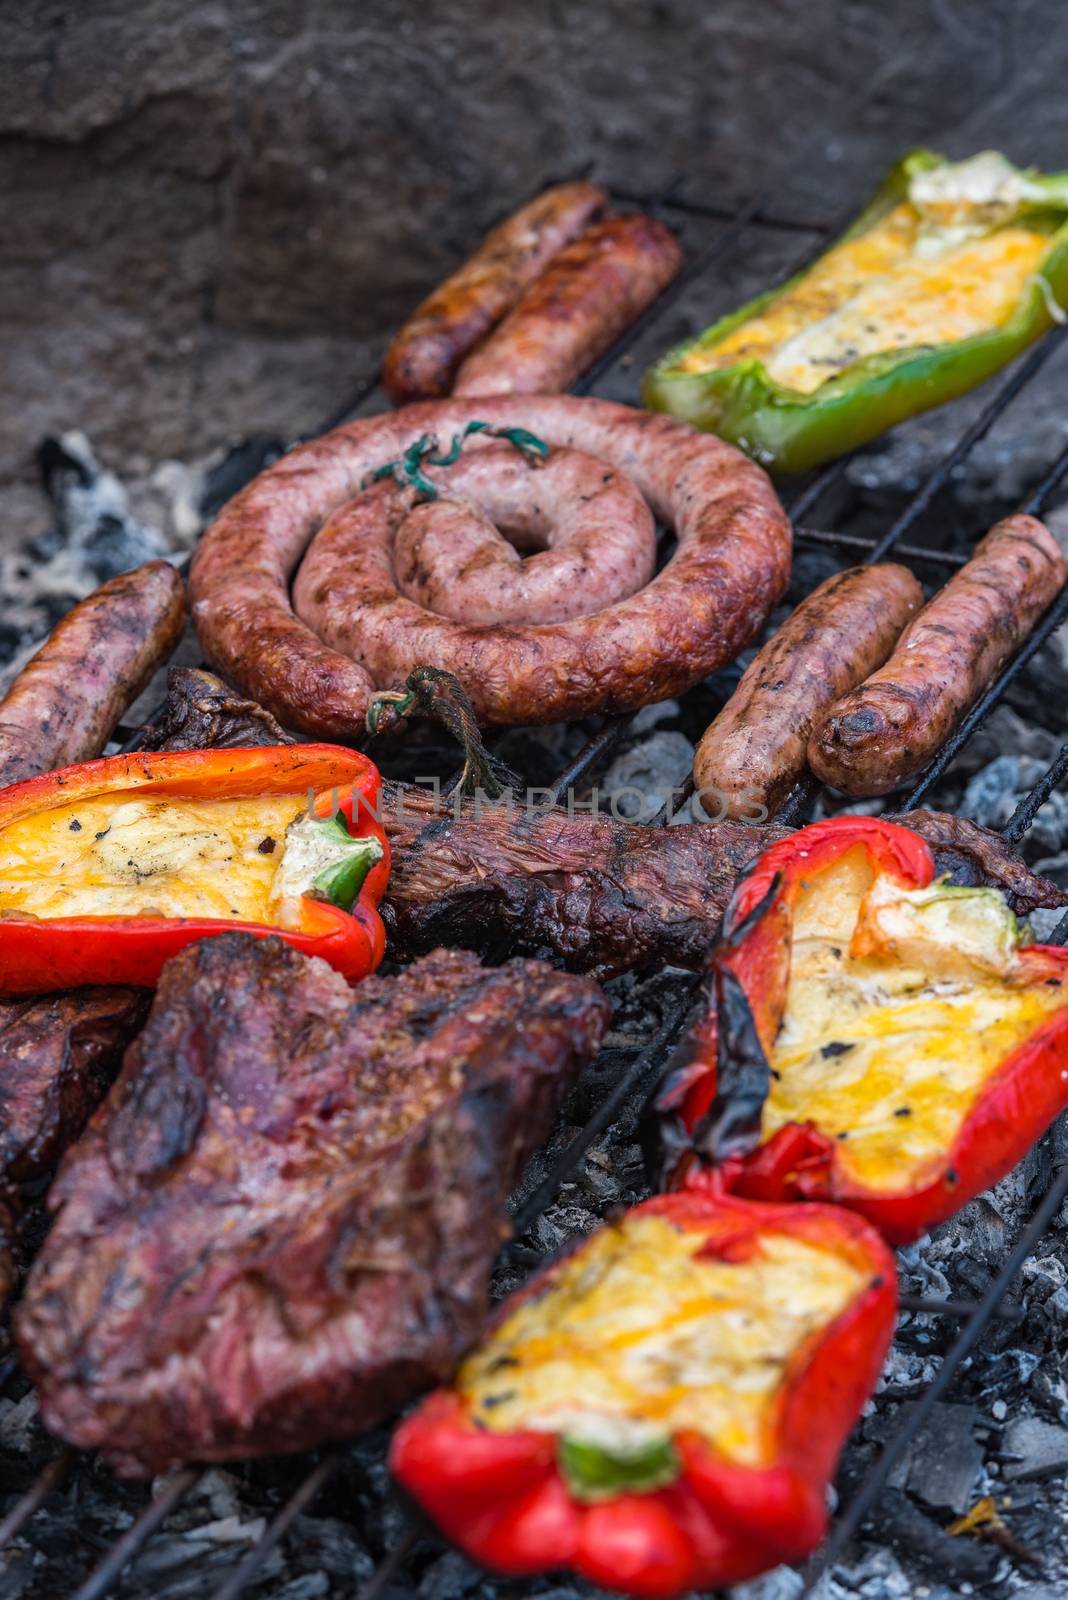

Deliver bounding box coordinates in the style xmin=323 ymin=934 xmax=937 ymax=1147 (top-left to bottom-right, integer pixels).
xmin=391 ymin=1185 xmax=895 ymax=1598
xmin=658 ymin=816 xmax=1068 ymax=1244
xmin=0 ymin=745 xmax=389 ymax=995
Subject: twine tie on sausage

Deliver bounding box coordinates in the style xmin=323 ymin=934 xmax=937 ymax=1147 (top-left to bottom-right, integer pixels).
xmin=366 ymin=421 xmax=549 ymax=502
xmin=365 ymin=665 xmax=517 ymax=799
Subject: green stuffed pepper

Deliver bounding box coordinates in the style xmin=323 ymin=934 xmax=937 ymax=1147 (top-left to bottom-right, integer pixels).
xmin=644 ymin=150 xmax=1068 ymax=475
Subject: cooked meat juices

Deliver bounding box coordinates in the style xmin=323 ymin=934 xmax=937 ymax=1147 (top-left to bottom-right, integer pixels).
xmin=452 ymin=214 xmax=683 ymax=396
xmin=694 ymin=563 xmax=924 ymax=820
xmin=0 ymin=987 xmax=148 ymax=1306
xmin=0 ymin=561 xmax=186 ymax=788
xmin=809 ymin=515 xmax=1067 ymax=796
xmin=17 ymin=935 xmax=609 ymax=1474
xmin=189 ymin=396 xmax=792 ymax=735
xmin=382 ymin=180 xmax=606 ymax=403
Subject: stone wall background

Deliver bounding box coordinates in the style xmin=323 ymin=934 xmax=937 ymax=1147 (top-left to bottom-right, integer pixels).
xmin=2 ymin=0 xmax=1068 ymax=534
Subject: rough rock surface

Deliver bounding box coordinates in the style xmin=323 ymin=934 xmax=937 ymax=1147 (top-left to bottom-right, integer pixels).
xmin=3 ymin=0 xmax=1068 ymax=542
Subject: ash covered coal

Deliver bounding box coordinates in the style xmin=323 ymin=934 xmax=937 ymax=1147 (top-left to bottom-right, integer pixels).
xmin=0 ymin=434 xmax=193 ymax=694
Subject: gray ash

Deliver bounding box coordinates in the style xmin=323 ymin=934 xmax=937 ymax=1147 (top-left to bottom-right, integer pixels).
xmin=0 ymin=434 xmax=179 ymax=691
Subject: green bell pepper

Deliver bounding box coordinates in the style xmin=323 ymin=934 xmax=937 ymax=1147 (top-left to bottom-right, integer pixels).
xmin=643 ymin=150 xmax=1068 ymax=475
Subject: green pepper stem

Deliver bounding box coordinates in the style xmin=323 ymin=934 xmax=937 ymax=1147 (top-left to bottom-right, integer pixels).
xmin=558 ymin=1434 xmax=680 ymax=1502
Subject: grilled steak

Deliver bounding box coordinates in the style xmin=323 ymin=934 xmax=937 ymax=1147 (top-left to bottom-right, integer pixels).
xmin=143 ymin=670 xmax=1068 ymax=973
xmin=17 ymin=934 xmax=609 ymax=1475
xmin=0 ymin=988 xmax=148 ymax=1306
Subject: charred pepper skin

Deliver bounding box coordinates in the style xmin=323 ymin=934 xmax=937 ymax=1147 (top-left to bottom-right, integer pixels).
xmin=0 ymin=746 xmax=389 ymax=995
xmin=391 ymin=1187 xmax=896 ymax=1599
xmin=658 ymin=817 xmax=1068 ymax=1245
xmin=644 ymin=149 xmax=1068 ymax=474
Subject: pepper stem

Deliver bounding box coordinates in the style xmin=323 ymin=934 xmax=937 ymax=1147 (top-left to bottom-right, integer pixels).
xmin=273 ymin=812 xmax=384 ymax=914
xmin=558 ymin=1435 xmax=679 ymax=1502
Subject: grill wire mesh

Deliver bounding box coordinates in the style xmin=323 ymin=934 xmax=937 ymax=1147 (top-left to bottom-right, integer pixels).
xmin=3 ymin=172 xmax=1068 ymax=1600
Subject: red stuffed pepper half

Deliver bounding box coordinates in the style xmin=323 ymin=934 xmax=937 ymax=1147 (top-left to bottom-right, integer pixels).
xmin=658 ymin=816 xmax=1068 ymax=1245
xmin=0 ymin=745 xmax=389 ymax=995
xmin=391 ymin=1185 xmax=896 ymax=1597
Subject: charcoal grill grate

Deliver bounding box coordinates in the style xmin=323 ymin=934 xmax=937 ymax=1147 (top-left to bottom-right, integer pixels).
xmin=5 ymin=170 xmax=1068 ymax=1600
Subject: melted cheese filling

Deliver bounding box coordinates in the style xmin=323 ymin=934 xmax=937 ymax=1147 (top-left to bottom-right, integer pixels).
xmin=678 ymin=203 xmax=1050 ymax=393
xmin=0 ymin=793 xmax=307 ymax=924
xmin=763 ymin=851 xmax=1068 ymax=1191
xmin=459 ymin=1213 xmax=866 ymax=1468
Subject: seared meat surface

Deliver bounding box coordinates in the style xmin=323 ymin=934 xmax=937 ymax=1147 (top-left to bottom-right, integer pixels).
xmin=382 ymin=785 xmax=781 ymax=974
xmin=0 ymin=987 xmax=147 ymax=1306
xmin=144 ymin=669 xmax=1068 ymax=974
xmin=381 ymin=792 xmax=1067 ymax=971
xmin=17 ymin=934 xmax=608 ymax=1475
xmin=139 ymin=666 xmax=294 ymax=750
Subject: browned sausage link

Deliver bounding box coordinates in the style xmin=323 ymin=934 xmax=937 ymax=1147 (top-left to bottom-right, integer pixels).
xmin=452 ymin=215 xmax=683 ymax=397
xmin=808 ymin=515 xmax=1067 ymax=797
xmin=694 ymin=563 xmax=924 ymax=821
xmin=0 ymin=561 xmax=186 ymax=788
xmin=381 ymin=181 xmax=607 ymax=404
xmin=189 ymin=397 xmax=791 ymax=737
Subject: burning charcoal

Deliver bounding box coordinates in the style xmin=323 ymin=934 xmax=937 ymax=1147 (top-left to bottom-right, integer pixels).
xmin=1001 ymin=1417 xmax=1068 ymax=1480
xmin=809 ymin=1545 xmax=915 ymax=1596
xmin=417 ymin=1550 xmax=485 ymax=1599
xmin=730 ymin=1571 xmax=805 ymax=1600
xmin=198 ymin=434 xmax=288 ymax=522
xmin=600 ymin=729 xmax=694 ymax=821
xmin=866 ymin=1488 xmax=998 ymax=1586
xmin=952 ymin=707 xmax=1061 ymax=780
xmin=37 ymin=433 xmax=169 ymax=582
xmin=1045 ymin=1286 xmax=1068 ymax=1320
xmin=961 ymin=755 xmax=1068 ymax=858
xmin=892 ymin=1402 xmax=982 ymax=1515
xmin=0 ymin=434 xmax=180 ymax=694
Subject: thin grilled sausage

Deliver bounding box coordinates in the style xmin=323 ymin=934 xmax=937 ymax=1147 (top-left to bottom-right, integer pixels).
xmin=808 ymin=515 xmax=1067 ymax=797
xmin=452 ymin=214 xmax=683 ymax=396
xmin=382 ymin=181 xmax=606 ymax=404
xmin=0 ymin=561 xmax=186 ymax=788
xmin=694 ymin=563 xmax=924 ymax=820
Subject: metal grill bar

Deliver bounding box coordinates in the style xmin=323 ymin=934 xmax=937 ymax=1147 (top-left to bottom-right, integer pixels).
xmin=547 ymin=714 xmax=634 ymax=803
xmin=1004 ymin=739 xmax=1068 ymax=843
xmin=805 ymin=1145 xmax=1068 ymax=1591
xmin=795 ymin=525 xmax=968 ymax=568
xmin=69 ymin=1470 xmax=200 ymax=1600
xmin=613 ymin=185 xmax=833 ymax=233
xmin=866 ymin=324 xmax=1068 ymax=565
xmin=211 ymin=1455 xmax=340 ymax=1600
xmin=787 ymin=455 xmax=857 ymax=522
xmin=0 ymin=1450 xmax=71 ymax=1547
xmin=508 ymin=977 xmax=699 ymax=1239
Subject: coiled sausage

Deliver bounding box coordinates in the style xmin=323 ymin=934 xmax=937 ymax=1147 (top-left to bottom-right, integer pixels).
xmin=189 ymin=397 xmax=791 ymax=737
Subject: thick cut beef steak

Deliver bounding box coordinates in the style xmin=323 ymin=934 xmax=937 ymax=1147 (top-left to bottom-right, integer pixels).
xmin=17 ymin=933 xmax=608 ymax=1474
xmin=0 ymin=987 xmax=148 ymax=1305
